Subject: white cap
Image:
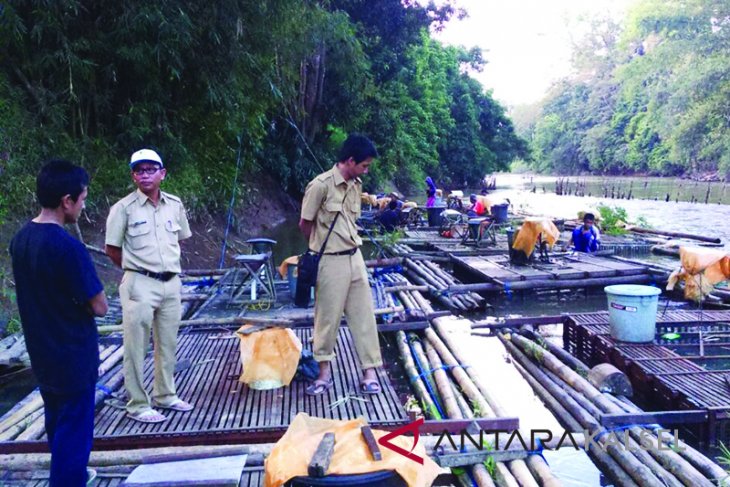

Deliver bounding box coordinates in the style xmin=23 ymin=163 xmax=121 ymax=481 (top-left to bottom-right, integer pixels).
xmin=129 ymin=149 xmax=163 ymax=169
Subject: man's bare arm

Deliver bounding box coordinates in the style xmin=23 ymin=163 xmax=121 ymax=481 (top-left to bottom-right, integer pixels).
xmin=105 ymin=245 xmax=122 ymax=268
xmin=299 ymin=219 xmax=313 ymax=240
xmin=88 ymin=291 xmax=109 ymax=317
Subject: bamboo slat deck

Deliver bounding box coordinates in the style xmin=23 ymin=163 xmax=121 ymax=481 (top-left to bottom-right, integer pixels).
xmin=564 ymin=310 xmax=730 ymax=447
xmin=454 ymin=253 xmax=653 ymax=286
xmin=20 ymin=466 xmax=266 ymax=486
xmin=81 ymin=327 xmax=407 ymax=449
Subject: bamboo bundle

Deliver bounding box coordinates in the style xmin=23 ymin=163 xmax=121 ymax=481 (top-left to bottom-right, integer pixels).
xmin=471 ymin=464 xmax=497 ymax=487
xmin=506 ymin=332 xmax=722 ymax=487
xmin=395 ymin=331 xmax=441 ymax=419
xmin=0 ymin=392 xmax=43 ymax=437
xmin=431 ymin=319 xmax=506 ymax=416
xmin=403 ymin=258 xmax=483 ymax=311
xmin=0 ymin=408 xmax=44 ymax=441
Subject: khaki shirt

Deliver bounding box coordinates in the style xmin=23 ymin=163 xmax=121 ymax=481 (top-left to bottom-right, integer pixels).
xmin=105 ymin=189 xmax=192 ymax=273
xmin=301 ymin=165 xmax=362 ymax=253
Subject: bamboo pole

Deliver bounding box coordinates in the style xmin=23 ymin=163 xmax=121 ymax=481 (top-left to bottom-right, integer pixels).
xmin=525 ymin=455 xmax=562 ymax=487
xmin=506 ymin=459 xmax=539 ymax=487
xmin=510 ymin=333 xmax=717 ymax=487
xmin=0 ymin=408 xmax=44 ymax=441
xmin=0 ymin=393 xmax=44 ymax=437
xmin=493 ymin=462 xmax=520 ymax=487
xmin=431 ymin=319 xmax=506 ymax=416
xmin=423 ymin=339 xmax=461 ymax=419
xmin=395 ymin=331 xmax=440 ymax=419
xmin=471 ymin=464 xmax=497 ymax=487
xmin=628 ymin=226 xmax=721 ymax=244
xmin=409 ymin=335 xmax=444 ymax=414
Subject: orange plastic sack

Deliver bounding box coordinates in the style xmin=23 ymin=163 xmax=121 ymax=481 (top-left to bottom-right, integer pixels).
xmin=264 ymin=414 xmax=441 ymax=487
xmin=237 ymin=325 xmax=302 ymax=390
xmin=511 ymin=217 xmax=560 ymax=257
xmin=667 ymin=247 xmax=730 ymax=301
xmin=476 ymin=195 xmax=492 ymax=214
xmin=278 ymin=255 xmax=299 ymax=279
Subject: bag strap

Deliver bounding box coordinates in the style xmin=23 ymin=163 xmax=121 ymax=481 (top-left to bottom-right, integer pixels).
xmin=316 ymin=194 xmax=348 ymax=257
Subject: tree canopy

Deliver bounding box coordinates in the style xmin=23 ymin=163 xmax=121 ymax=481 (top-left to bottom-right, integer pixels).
xmin=524 ymin=0 xmax=730 ymax=178
xmin=0 ymin=0 xmax=527 ymax=219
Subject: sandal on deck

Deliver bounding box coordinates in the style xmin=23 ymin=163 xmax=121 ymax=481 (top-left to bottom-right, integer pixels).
xmin=126 ymin=409 xmax=166 ymax=424
xmin=152 ymin=398 xmax=194 ymax=412
xmin=305 ymin=379 xmax=333 ymax=396
xmin=359 ymin=380 xmax=381 ymax=395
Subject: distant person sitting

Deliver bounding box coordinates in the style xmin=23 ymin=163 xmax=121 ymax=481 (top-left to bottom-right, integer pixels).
xmin=569 ymin=213 xmax=600 ymax=253
xmin=467 ymin=194 xmax=487 ymax=217
xmin=379 ymin=200 xmax=400 ymax=232
xmin=388 ymin=192 xmax=404 ymax=210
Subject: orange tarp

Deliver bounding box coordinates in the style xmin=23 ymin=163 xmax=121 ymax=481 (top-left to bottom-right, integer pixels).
xmin=511 ymin=217 xmax=560 ymax=257
xmin=667 ymin=247 xmax=730 ymax=301
xmin=264 ymin=414 xmax=441 ymax=487
xmin=278 ymin=255 xmax=299 ymax=279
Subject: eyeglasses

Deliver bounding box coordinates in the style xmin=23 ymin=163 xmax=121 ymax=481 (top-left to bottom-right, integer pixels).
xmin=133 ymin=167 xmax=161 ymax=175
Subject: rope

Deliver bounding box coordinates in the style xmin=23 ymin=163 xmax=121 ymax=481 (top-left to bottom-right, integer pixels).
xmin=408 ymin=363 xmax=471 ymax=383
xmin=95 ymin=384 xmax=113 ymax=396
xmin=218 ymin=129 xmax=246 ymax=269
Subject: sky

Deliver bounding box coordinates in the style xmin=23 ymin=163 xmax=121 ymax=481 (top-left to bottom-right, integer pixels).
xmin=433 ymin=0 xmax=636 ymax=107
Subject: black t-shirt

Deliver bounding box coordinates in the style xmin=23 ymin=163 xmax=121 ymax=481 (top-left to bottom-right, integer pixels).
xmin=10 ymin=221 xmax=103 ymax=393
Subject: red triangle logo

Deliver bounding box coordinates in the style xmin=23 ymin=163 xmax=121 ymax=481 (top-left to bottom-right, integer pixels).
xmin=377 ymin=417 xmax=424 ymax=464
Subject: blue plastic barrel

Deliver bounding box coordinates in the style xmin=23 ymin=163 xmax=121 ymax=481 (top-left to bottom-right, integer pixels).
xmin=491 ymin=203 xmax=509 ymax=223
xmin=604 ymin=285 xmax=661 ymax=342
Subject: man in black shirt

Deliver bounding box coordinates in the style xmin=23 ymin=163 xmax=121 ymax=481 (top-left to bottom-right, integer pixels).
xmin=10 ymin=160 xmax=108 ymax=486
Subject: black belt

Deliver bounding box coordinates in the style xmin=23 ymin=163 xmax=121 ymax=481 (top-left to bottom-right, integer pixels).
xmin=126 ymin=269 xmax=177 ymax=282
xmin=321 ymin=248 xmax=358 ymax=256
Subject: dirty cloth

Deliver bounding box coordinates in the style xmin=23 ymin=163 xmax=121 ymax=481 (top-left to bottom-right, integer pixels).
xmin=237 ymin=325 xmax=302 ymax=390
xmin=667 ymin=247 xmax=730 ymax=301
xmin=264 ymin=413 xmax=441 ymax=487
xmin=512 ymin=217 xmax=560 ymax=257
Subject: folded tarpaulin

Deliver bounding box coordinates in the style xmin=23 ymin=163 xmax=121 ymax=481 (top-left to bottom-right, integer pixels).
xmin=237 ymin=324 xmax=302 ymax=390
xmin=264 ymin=413 xmax=441 ymax=487
xmin=512 ymin=217 xmax=560 ymax=257
xmin=667 ymin=246 xmax=730 ymax=301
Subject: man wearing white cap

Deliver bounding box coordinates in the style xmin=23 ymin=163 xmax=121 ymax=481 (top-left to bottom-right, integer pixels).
xmin=105 ymin=149 xmax=193 ymax=423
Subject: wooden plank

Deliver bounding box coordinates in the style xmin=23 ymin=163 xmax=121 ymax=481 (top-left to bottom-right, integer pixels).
xmin=361 ymin=426 xmax=382 ymax=461
xmin=308 ymin=432 xmax=336 ymax=477
xmin=378 ymin=322 xmax=429 ymax=332
xmin=600 ymin=410 xmax=708 ymax=427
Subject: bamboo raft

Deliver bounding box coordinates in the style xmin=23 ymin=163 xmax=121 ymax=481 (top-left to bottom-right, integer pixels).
xmin=565 ymin=310 xmax=730 ymax=449
xmin=452 ymin=253 xmax=665 ymax=294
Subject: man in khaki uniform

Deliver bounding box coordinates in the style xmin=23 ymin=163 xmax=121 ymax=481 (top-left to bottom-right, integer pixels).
xmin=299 ymin=134 xmax=383 ymax=395
xmin=105 ymin=149 xmax=193 ymax=423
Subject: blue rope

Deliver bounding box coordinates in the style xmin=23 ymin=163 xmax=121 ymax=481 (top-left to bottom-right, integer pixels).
xmin=95 ymin=384 xmax=113 ymax=396
xmin=527 ymin=438 xmax=548 ymax=465
xmin=408 ymin=364 xmax=471 ymax=383
xmin=183 ymin=277 xmax=217 ymax=287
xmin=407 ymin=339 xmax=445 ymax=418
xmin=372 ymin=265 xmax=403 ymax=277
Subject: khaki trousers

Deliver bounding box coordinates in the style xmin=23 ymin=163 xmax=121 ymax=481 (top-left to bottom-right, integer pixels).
xmin=120 ymin=271 xmax=182 ymax=414
xmin=313 ymin=249 xmax=383 ymax=369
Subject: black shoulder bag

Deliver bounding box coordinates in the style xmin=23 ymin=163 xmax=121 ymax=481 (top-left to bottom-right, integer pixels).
xmin=294 ymin=199 xmax=344 ymax=308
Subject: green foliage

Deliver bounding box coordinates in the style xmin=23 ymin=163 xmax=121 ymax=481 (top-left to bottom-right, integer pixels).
xmin=0 ymin=0 xmax=528 ymax=214
xmin=597 ymin=205 xmax=629 ymax=235
xmin=526 ymin=0 xmax=730 ymax=178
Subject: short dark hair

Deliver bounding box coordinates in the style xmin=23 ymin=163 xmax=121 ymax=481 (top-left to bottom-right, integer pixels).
xmin=338 ymin=134 xmax=378 ymax=163
xmin=36 ymin=159 xmax=89 ymax=208
xmin=584 ymin=212 xmax=595 ymax=222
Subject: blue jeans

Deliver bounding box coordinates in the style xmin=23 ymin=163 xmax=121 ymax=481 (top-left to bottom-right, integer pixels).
xmin=40 ymin=386 xmax=95 ymax=487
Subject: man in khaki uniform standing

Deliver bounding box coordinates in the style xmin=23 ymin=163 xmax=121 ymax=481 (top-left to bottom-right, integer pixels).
xmin=105 ymin=149 xmax=193 ymax=423
xmin=299 ymin=134 xmax=383 ymax=395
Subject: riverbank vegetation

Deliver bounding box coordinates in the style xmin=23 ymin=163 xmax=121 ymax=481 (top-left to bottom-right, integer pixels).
xmin=521 ymin=0 xmax=730 ymax=179
xmin=0 ymin=0 xmax=528 ymax=222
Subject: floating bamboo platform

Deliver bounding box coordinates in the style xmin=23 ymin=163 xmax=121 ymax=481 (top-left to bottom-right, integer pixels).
xmin=565 ymin=310 xmax=730 ymax=448
xmin=453 ymin=252 xmax=663 ymax=293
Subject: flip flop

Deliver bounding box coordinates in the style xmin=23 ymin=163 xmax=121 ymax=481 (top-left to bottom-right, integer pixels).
xmin=152 ymin=398 xmax=194 ymax=412
xmin=126 ymin=408 xmax=166 ymax=424
xmin=305 ymin=378 xmax=334 ymax=396
xmin=359 ymin=380 xmax=381 ymax=395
